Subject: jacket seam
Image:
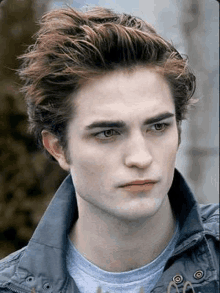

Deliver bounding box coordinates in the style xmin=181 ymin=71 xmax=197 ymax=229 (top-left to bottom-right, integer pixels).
xmin=30 ymin=238 xmax=65 ymax=251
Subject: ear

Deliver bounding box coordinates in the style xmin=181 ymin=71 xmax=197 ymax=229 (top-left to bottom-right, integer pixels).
xmin=41 ymin=130 xmax=70 ymax=171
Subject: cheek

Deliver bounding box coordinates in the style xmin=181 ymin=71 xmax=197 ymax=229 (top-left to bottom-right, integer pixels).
xmin=167 ymin=135 xmax=179 ymax=165
xmin=69 ymin=144 xmax=113 ymax=182
xmin=157 ymin=130 xmax=179 ymax=166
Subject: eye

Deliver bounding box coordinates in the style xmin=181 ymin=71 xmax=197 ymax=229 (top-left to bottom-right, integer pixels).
xmin=103 ymin=129 xmax=115 ymax=137
xmin=95 ymin=129 xmax=120 ymax=139
xmin=154 ymin=123 xmax=165 ymax=131
xmin=151 ymin=123 xmax=169 ymax=132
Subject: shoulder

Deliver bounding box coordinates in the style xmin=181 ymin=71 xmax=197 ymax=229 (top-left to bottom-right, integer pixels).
xmin=0 ymin=247 xmax=26 ymax=284
xmin=199 ymin=203 xmax=219 ymax=219
xmin=199 ymin=203 xmax=219 ymax=239
xmin=0 ymin=246 xmax=26 ymax=267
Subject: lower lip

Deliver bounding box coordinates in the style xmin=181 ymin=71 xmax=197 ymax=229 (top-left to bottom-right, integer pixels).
xmin=122 ymin=183 xmax=156 ymax=193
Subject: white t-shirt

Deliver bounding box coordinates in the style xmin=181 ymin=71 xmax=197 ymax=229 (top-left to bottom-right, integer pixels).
xmin=66 ymin=223 xmax=179 ymax=293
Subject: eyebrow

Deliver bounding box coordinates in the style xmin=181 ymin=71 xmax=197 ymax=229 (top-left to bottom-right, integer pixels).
xmin=143 ymin=112 xmax=175 ymax=125
xmin=85 ymin=112 xmax=175 ymax=130
xmin=85 ymin=120 xmax=126 ymax=130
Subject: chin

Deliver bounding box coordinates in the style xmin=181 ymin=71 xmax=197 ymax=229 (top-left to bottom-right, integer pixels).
xmin=112 ymin=200 xmax=162 ymax=222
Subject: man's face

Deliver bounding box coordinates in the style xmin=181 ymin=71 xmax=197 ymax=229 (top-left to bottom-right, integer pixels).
xmin=64 ymin=67 xmax=179 ymax=220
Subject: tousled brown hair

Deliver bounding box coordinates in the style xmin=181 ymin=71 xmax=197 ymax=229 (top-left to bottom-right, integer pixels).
xmin=18 ymin=6 xmax=196 ymax=161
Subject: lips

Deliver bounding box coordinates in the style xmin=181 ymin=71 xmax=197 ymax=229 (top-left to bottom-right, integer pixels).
xmin=120 ymin=180 xmax=158 ymax=187
xmin=119 ymin=180 xmax=158 ymax=193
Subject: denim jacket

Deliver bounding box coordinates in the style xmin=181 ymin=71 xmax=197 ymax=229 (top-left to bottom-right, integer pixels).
xmin=0 ymin=170 xmax=219 ymax=293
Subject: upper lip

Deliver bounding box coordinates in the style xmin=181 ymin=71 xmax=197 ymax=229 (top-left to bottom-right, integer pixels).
xmin=119 ymin=180 xmax=158 ymax=187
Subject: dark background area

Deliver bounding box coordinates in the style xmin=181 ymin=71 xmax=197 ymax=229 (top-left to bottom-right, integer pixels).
xmin=0 ymin=0 xmax=67 ymax=258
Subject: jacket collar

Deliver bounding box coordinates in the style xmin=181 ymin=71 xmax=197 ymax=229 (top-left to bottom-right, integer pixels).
xmin=12 ymin=169 xmax=204 ymax=292
xmin=168 ymin=169 xmax=204 ymax=245
xmin=11 ymin=175 xmax=78 ymax=292
xmin=31 ymin=174 xmax=78 ymax=249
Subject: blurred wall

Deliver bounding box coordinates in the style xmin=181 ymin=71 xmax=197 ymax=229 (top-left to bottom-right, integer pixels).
xmin=51 ymin=0 xmax=219 ymax=203
xmin=176 ymin=0 xmax=219 ymax=204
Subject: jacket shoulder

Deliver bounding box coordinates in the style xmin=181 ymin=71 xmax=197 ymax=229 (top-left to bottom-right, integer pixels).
xmin=0 ymin=247 xmax=26 ymax=267
xmin=0 ymin=247 xmax=26 ymax=284
xmin=199 ymin=203 xmax=219 ymax=239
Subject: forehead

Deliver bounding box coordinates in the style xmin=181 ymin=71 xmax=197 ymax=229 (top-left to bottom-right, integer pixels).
xmin=71 ymin=67 xmax=175 ymax=126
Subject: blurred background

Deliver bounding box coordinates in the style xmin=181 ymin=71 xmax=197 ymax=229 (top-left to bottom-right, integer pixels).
xmin=0 ymin=0 xmax=218 ymax=258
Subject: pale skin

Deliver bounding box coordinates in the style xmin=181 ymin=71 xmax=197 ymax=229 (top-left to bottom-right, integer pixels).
xmin=42 ymin=67 xmax=179 ymax=272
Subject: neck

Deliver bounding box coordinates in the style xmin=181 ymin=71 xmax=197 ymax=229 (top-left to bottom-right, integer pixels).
xmin=69 ymin=195 xmax=176 ymax=272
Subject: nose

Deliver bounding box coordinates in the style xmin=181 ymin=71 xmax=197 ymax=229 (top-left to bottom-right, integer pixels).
xmin=124 ymin=133 xmax=153 ymax=169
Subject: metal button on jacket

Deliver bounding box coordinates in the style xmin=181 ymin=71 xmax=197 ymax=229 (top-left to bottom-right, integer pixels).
xmin=193 ymin=270 xmax=204 ymax=280
xmin=173 ymin=274 xmax=183 ymax=284
xmin=26 ymin=276 xmax=35 ymax=283
xmin=43 ymin=282 xmax=52 ymax=290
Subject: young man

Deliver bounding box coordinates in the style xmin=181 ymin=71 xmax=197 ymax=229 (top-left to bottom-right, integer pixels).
xmin=0 ymin=6 xmax=219 ymax=293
